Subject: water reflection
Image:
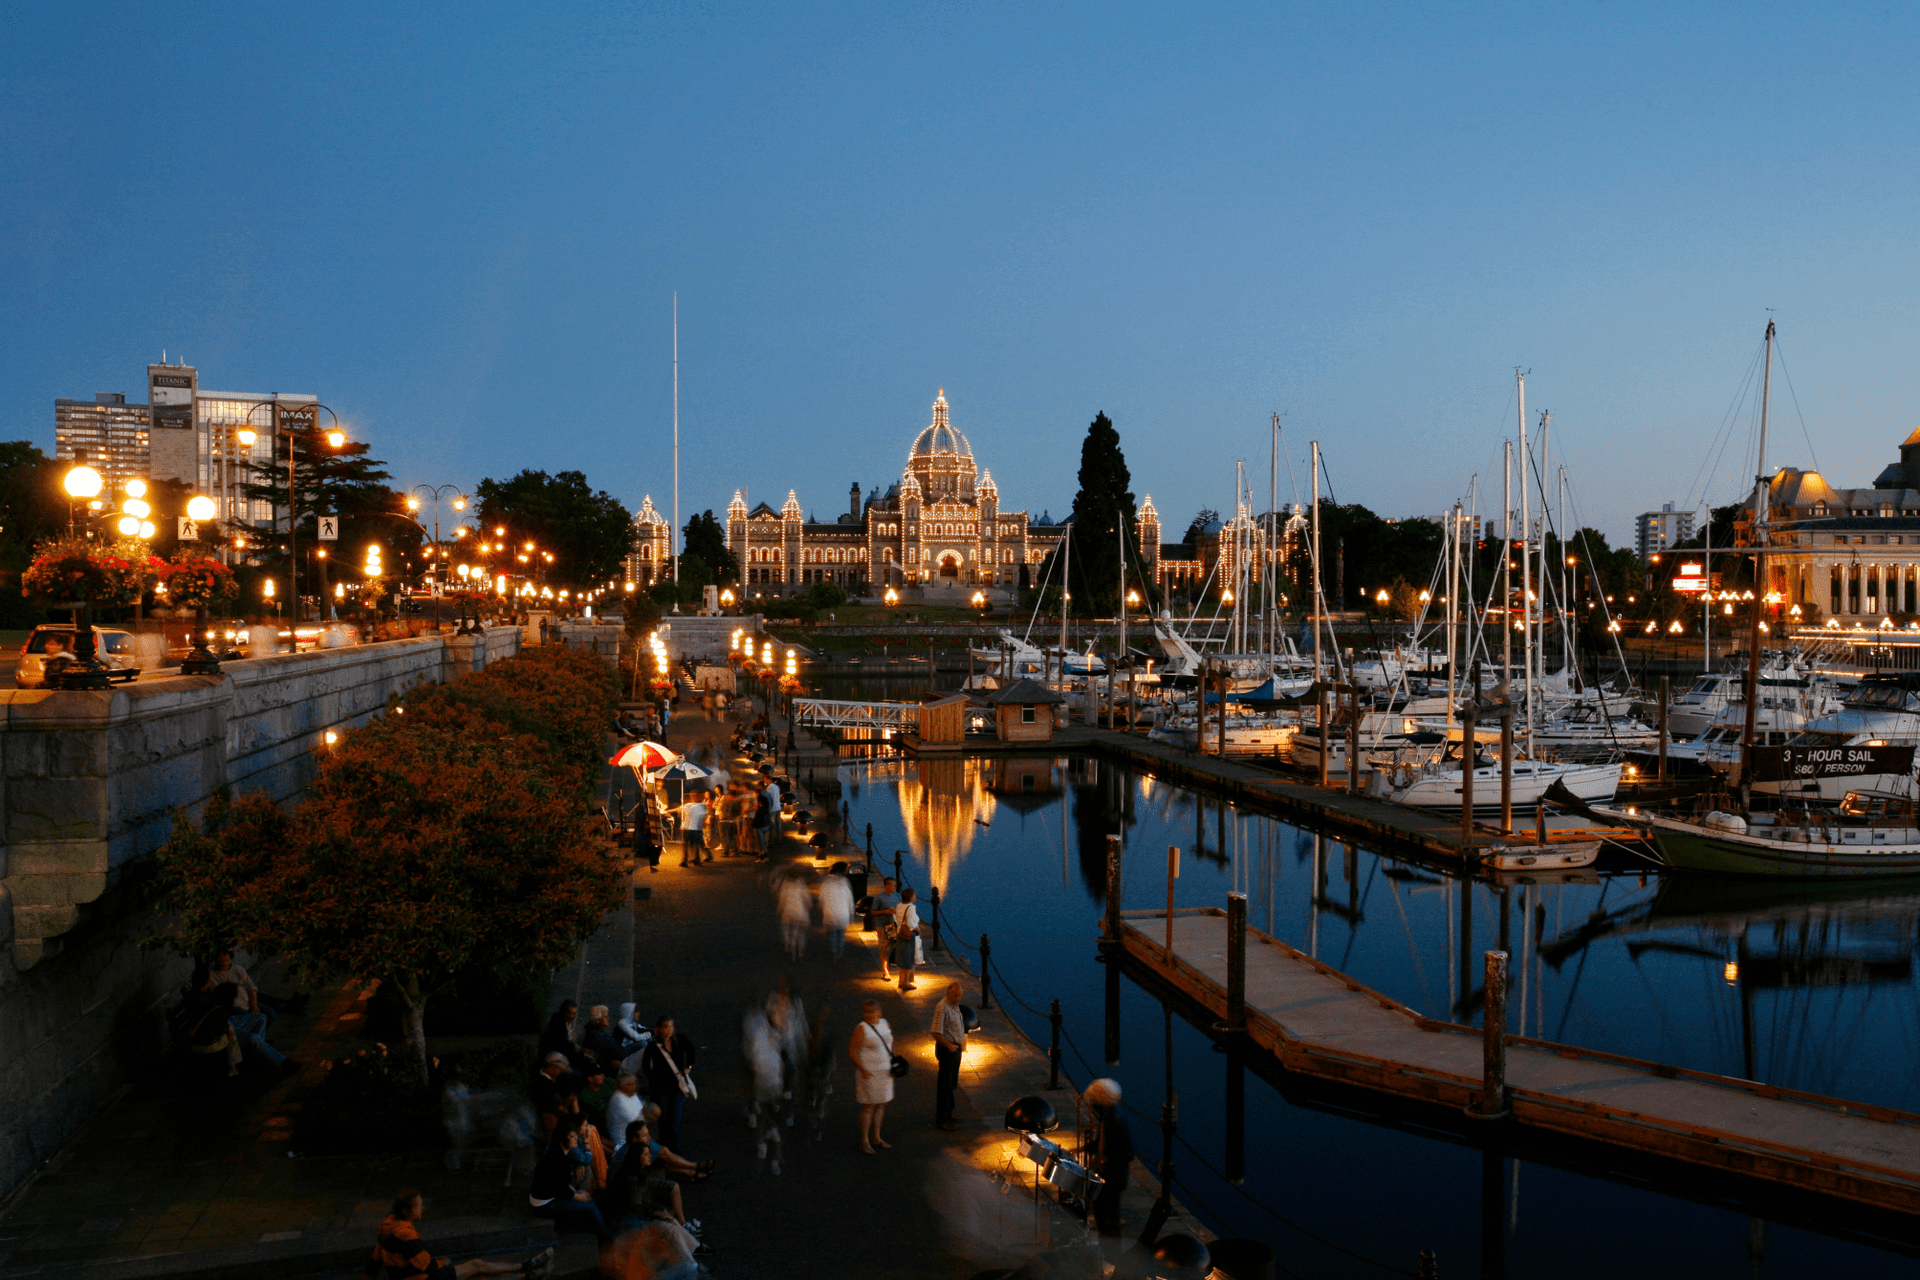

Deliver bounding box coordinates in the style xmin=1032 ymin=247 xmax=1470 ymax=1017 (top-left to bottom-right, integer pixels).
xmin=837 ymin=750 xmax=1920 ymax=1275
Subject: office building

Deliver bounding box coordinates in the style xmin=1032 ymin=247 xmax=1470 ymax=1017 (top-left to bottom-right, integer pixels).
xmin=145 ymin=362 xmax=320 ymax=525
xmin=53 ymin=394 xmax=151 ymax=492
xmin=1636 ymin=503 xmax=1695 ymax=561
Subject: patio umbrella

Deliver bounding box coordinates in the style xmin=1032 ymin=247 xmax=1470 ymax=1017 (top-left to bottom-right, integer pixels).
xmin=609 ymin=741 xmax=677 ymax=770
xmin=655 ymin=759 xmax=711 ymax=784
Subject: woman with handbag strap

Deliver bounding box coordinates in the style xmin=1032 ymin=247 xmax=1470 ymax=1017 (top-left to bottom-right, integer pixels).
xmin=889 ymin=889 xmax=921 ymax=992
xmin=639 ymin=1017 xmax=697 ymax=1155
xmin=848 ymin=1000 xmax=895 ymax=1155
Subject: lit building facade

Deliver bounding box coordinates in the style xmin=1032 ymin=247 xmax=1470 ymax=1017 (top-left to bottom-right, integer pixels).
xmin=726 ymin=390 xmax=1065 ymax=600
xmin=53 ymin=394 xmax=151 ymax=493
xmin=1138 ymin=498 xmax=1302 ymax=599
xmin=1636 ymin=504 xmax=1695 ymax=562
xmin=1757 ymin=427 xmax=1920 ymax=619
xmin=625 ymin=496 xmax=672 ymax=587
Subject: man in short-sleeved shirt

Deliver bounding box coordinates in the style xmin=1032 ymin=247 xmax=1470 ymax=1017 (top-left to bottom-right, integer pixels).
xmin=675 ymin=796 xmax=709 ymax=866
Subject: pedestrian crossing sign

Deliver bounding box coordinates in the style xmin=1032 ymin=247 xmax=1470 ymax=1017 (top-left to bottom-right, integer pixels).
xmin=318 ymin=515 xmax=339 ymax=541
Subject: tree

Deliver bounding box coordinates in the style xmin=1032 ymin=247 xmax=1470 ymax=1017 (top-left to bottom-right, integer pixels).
xmin=1037 ymin=412 xmax=1138 ymax=615
xmin=149 ymin=647 xmax=626 ymax=1082
xmin=474 ymin=470 xmax=632 ymax=587
xmin=239 ymin=425 xmax=418 ymax=607
xmin=1180 ymin=508 xmax=1220 ymax=546
xmin=0 ymin=443 xmax=67 ymax=625
xmin=681 ymin=510 xmax=736 ymax=582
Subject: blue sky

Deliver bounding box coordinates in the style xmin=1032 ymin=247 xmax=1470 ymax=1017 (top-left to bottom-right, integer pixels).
xmin=6 ymin=2 xmax=1918 ymax=544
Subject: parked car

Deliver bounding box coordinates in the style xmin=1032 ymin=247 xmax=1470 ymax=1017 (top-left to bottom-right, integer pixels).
xmin=15 ymin=625 xmax=139 ymax=687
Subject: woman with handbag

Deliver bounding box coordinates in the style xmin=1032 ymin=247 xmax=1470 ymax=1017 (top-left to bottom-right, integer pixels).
xmin=848 ymin=999 xmax=899 ymax=1155
xmin=639 ymin=1017 xmax=697 ymax=1155
xmin=889 ymin=889 xmax=921 ymax=992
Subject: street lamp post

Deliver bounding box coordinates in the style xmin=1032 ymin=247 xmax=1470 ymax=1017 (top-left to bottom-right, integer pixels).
xmin=408 ymin=485 xmax=468 ymax=596
xmin=237 ymin=403 xmax=347 ymax=624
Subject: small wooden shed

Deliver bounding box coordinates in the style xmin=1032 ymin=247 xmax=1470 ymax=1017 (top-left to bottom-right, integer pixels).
xmin=918 ymin=692 xmax=971 ymax=746
xmin=986 ymin=678 xmax=1065 ymax=743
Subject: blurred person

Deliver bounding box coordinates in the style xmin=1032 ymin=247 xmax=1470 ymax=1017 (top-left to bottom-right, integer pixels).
xmin=802 ymin=1002 xmax=836 ymax=1138
xmin=818 ymin=863 xmax=856 ymax=960
xmin=630 ymin=1107 xmax=711 ymax=1182
xmin=673 ymin=791 xmax=711 ymax=867
xmin=600 ymin=1181 xmax=708 ymax=1279
xmin=775 ymin=868 xmax=812 ymax=961
xmin=849 ymin=999 xmax=895 ymax=1155
xmin=539 ymin=1000 xmax=586 ymax=1072
xmin=740 ymin=1001 xmax=784 ymax=1174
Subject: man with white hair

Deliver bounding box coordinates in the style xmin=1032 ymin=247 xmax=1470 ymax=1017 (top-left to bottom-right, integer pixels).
xmin=1083 ymin=1078 xmax=1132 ymax=1237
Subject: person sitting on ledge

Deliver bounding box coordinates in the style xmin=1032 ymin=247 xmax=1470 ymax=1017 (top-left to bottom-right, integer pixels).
xmin=528 ymin=1113 xmax=615 ymax=1242
xmin=368 ymin=1189 xmax=552 ymax=1279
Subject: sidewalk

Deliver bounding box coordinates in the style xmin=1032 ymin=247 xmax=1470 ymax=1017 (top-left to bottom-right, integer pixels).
xmin=635 ymin=705 xmax=1206 ymax=1277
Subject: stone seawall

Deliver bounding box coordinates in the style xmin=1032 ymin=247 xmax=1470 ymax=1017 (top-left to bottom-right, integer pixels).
xmin=0 ymin=626 xmax=524 ymax=1197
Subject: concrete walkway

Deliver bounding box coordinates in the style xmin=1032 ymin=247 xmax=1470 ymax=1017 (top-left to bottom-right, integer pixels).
xmin=636 ymin=704 xmax=1206 ymax=1278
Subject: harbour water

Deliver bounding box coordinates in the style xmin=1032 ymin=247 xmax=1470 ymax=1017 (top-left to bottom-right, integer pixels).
xmin=835 ymin=751 xmax=1920 ymax=1278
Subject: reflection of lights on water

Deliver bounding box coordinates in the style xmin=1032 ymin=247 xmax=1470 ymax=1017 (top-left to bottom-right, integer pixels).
xmin=1724 ymin=961 xmax=1739 ymax=985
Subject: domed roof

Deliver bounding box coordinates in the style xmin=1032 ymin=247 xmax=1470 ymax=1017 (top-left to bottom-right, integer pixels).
xmin=910 ymin=388 xmax=971 ymax=460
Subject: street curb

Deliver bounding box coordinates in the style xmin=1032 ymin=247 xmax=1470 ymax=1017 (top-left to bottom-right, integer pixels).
xmin=0 ymin=1214 xmax=556 ymax=1280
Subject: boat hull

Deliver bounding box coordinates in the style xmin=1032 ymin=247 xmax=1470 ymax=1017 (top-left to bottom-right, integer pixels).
xmin=1649 ymin=822 xmax=1920 ymax=878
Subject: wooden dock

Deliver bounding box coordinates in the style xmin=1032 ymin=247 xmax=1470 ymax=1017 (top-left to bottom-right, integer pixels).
xmin=1115 ymin=905 xmax=1920 ymax=1216
xmin=1056 ymin=725 xmax=1639 ymax=870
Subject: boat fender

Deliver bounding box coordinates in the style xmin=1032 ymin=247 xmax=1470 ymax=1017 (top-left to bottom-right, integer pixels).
xmin=1703 ymin=810 xmax=1749 ymax=835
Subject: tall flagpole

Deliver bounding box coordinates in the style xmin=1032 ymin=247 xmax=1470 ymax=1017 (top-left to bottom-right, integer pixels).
xmin=672 ymin=292 xmax=680 ymax=589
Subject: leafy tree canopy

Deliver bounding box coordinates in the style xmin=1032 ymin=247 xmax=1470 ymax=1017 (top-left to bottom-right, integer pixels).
xmin=1036 ymin=412 xmax=1143 ymax=614
xmin=681 ymin=510 xmax=736 ymax=582
xmin=474 ymin=470 xmax=631 ymax=588
xmin=1180 ymin=508 xmax=1220 ymax=546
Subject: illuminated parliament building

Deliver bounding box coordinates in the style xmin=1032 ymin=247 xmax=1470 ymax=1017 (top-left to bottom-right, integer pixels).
xmin=725 ymin=390 xmax=1067 ymax=600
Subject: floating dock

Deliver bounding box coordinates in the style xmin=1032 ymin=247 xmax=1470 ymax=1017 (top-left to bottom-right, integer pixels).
xmin=1115 ymin=905 xmax=1920 ymax=1215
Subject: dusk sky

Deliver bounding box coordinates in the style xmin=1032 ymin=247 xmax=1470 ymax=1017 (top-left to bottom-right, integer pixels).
xmin=7 ymin=2 xmax=1918 ymax=544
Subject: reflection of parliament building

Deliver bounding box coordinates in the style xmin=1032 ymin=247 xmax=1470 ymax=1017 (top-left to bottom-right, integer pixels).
xmin=896 ymin=756 xmax=1063 ymax=895
xmin=725 ymin=390 xmax=1067 ymax=600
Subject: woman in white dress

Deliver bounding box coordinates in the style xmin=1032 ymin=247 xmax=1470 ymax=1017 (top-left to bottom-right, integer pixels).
xmin=848 ymin=999 xmax=895 ymax=1155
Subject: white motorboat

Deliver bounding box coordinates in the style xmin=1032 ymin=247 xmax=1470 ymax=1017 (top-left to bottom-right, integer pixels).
xmin=1373 ymin=750 xmax=1623 ymax=813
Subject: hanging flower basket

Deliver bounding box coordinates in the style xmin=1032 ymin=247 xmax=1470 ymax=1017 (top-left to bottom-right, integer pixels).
xmin=22 ymin=546 xmax=154 ymax=606
xmin=158 ymin=558 xmax=238 ymax=611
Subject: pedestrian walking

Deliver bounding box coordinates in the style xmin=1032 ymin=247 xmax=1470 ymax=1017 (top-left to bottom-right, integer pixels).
xmin=870 ymin=878 xmax=902 ymax=981
xmin=741 ymin=1002 xmax=785 ymax=1174
xmin=1083 ymin=1078 xmax=1133 ymax=1237
xmin=932 ymin=982 xmax=967 ymax=1130
xmin=639 ymin=1017 xmax=697 ymax=1155
xmin=762 ymin=775 xmax=784 ymax=848
xmin=849 ymin=1000 xmax=895 ymax=1155
xmin=890 ymin=888 xmax=921 ymax=991
xmin=776 ymin=868 xmax=812 ymax=961
xmin=818 ymin=863 xmax=855 ymax=959
xmin=750 ymin=781 xmax=773 ymax=862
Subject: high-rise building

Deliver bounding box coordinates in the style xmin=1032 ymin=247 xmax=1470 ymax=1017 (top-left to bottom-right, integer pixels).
xmin=53 ymin=394 xmax=151 ymax=492
xmin=144 ymin=362 xmax=321 ymax=525
xmin=1635 ymin=503 xmax=1695 ymax=561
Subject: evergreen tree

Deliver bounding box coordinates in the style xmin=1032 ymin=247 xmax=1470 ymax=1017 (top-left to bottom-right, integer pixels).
xmin=239 ymin=425 xmax=417 ymax=607
xmin=473 ymin=470 xmax=632 ymax=586
xmin=681 ymin=510 xmax=737 ymax=582
xmin=1036 ymin=412 xmax=1139 ymax=615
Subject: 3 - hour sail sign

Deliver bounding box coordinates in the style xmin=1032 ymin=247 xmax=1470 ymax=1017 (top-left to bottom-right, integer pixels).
xmin=1672 ymin=561 xmax=1708 ymax=593
xmin=1753 ymin=744 xmax=1915 ymax=781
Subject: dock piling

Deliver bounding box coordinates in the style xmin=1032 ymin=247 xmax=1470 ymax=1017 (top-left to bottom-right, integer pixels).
xmin=1499 ymin=706 xmax=1514 ymax=835
xmin=1225 ymin=892 xmax=1247 ymax=1036
xmin=1475 ymin=949 xmax=1511 ymax=1120
xmin=1102 ymin=834 xmax=1124 ymax=954
xmin=1165 ymin=845 xmax=1179 ymax=964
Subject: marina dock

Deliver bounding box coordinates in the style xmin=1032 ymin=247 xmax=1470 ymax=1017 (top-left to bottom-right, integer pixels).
xmin=1114 ymin=904 xmax=1920 ymax=1216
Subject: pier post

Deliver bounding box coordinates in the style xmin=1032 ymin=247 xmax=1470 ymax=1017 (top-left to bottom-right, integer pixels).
xmin=1048 ymin=999 xmax=1062 ymax=1089
xmin=1216 ymin=670 xmax=1226 ymax=758
xmin=1460 ymin=702 xmax=1477 ymax=849
xmin=929 ymin=885 xmax=942 ymax=953
xmin=1346 ymin=686 xmax=1359 ymax=794
xmin=1102 ymin=834 xmax=1124 ymax=954
xmin=1499 ymin=706 xmax=1514 ymax=835
xmin=1475 ymin=949 xmax=1511 ymax=1119
xmin=979 ymin=934 xmax=993 ymax=1010
xmin=1657 ymin=675 xmax=1670 ymax=782
xmin=1317 ymin=686 xmax=1330 ymax=788
xmin=1165 ymin=845 xmax=1179 ymax=965
xmin=865 ymin=822 xmax=874 ymax=860
xmin=1226 ymin=892 xmax=1248 ymax=1036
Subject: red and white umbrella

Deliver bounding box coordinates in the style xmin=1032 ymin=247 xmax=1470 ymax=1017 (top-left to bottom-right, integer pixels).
xmin=609 ymin=740 xmax=677 ymax=770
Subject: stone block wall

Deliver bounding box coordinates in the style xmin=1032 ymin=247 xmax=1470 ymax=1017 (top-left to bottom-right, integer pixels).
xmin=0 ymin=625 xmax=525 ymax=1198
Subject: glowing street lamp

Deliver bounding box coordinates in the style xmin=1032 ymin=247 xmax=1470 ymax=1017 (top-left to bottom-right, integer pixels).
xmin=64 ymin=465 xmax=104 ymax=500
xmin=884 ymin=587 xmax=900 ymax=606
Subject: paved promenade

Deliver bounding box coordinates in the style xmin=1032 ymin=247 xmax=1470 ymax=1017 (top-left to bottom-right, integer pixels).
xmin=0 ymin=694 xmax=1198 ymax=1279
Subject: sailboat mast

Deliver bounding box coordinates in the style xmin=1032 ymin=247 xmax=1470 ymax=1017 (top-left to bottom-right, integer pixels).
xmin=1270 ymin=413 xmax=1279 ymax=664
xmin=672 ymin=292 xmax=679 ymax=587
xmin=1447 ymin=500 xmax=1462 ymax=726
xmin=1501 ymin=433 xmax=1513 ymax=705
xmin=1518 ymin=377 xmax=1534 ymax=745
xmin=1311 ymin=442 xmax=1323 ymax=684
xmin=1538 ymin=409 xmax=1550 ymax=693
xmin=1559 ymin=465 xmax=1572 ymax=676
xmin=1740 ymin=320 xmax=1777 ymax=802
xmin=1116 ymin=508 xmax=1126 ymax=687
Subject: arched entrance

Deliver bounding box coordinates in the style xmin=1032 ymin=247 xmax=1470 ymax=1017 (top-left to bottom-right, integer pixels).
xmin=938 ymin=552 xmax=962 ymax=579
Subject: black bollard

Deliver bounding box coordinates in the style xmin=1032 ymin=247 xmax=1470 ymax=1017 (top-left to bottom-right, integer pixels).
xmin=893 ymin=848 xmax=904 ymax=888
xmin=1048 ymin=999 xmax=1062 ymax=1089
xmin=928 ymin=885 xmax=942 ymax=953
xmin=1417 ymin=1248 xmax=1438 ymax=1280
xmin=979 ymin=934 xmax=993 ymax=1010
xmin=842 ymin=799 xmax=851 ymax=841
xmin=865 ymin=822 xmax=874 ymax=861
